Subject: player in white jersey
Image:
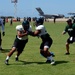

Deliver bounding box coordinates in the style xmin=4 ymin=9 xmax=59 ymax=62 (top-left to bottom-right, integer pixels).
xmin=5 ymin=20 xmax=32 ymax=65
xmin=28 ymin=18 xmax=55 ymax=65
xmin=0 ymin=17 xmax=5 ymax=50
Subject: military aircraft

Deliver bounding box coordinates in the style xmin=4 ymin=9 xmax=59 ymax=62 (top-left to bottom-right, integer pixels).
xmin=36 ymin=7 xmax=64 ymax=18
xmin=68 ymin=12 xmax=75 ymax=15
xmin=68 ymin=12 xmax=75 ymax=19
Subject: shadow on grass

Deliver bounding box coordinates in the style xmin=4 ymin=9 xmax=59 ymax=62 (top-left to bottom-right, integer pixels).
xmin=5 ymin=60 xmax=69 ymax=66
xmin=55 ymin=60 xmax=69 ymax=65
xmin=1 ymin=49 xmax=10 ymax=53
xmin=14 ymin=60 xmax=69 ymax=65
xmin=19 ymin=60 xmax=46 ymax=65
xmin=6 ymin=60 xmax=47 ymax=66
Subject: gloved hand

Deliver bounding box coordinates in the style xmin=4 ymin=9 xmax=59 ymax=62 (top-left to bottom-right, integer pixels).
xmin=27 ymin=31 xmax=34 ymax=36
xmin=2 ymin=32 xmax=5 ymax=36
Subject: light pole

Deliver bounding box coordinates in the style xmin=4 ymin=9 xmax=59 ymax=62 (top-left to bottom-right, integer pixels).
xmin=11 ymin=0 xmax=18 ymax=18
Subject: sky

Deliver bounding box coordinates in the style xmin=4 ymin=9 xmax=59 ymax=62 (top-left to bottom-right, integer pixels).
xmin=0 ymin=0 xmax=75 ymax=18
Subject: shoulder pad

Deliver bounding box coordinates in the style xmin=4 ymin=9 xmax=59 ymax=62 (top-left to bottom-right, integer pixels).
xmin=36 ymin=25 xmax=44 ymax=30
xmin=16 ymin=25 xmax=24 ymax=31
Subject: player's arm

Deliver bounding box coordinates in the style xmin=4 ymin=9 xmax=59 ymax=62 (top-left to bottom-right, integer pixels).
xmin=62 ymin=26 xmax=67 ymax=35
xmin=33 ymin=30 xmax=41 ymax=36
xmin=17 ymin=30 xmax=28 ymax=37
xmin=28 ymin=30 xmax=41 ymax=36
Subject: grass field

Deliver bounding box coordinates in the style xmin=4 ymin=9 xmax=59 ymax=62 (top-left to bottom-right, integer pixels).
xmin=0 ymin=21 xmax=75 ymax=75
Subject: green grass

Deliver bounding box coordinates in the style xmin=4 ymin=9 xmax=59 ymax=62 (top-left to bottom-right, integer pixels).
xmin=0 ymin=21 xmax=75 ymax=75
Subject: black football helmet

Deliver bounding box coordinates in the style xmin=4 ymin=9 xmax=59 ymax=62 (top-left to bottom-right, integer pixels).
xmin=22 ymin=20 xmax=29 ymax=30
xmin=35 ymin=18 xmax=44 ymax=26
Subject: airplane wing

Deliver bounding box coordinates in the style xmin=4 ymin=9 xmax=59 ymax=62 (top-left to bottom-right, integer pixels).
xmin=36 ymin=7 xmax=64 ymax=18
xmin=68 ymin=12 xmax=75 ymax=15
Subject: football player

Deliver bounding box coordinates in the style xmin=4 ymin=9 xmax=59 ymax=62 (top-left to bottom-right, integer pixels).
xmin=5 ymin=20 xmax=32 ymax=65
xmin=28 ymin=18 xmax=55 ymax=65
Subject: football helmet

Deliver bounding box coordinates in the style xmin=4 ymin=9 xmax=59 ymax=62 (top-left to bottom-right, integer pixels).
xmin=35 ymin=18 xmax=44 ymax=26
xmin=22 ymin=20 xmax=29 ymax=30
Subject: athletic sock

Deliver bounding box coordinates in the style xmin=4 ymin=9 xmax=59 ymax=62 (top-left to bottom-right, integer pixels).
xmin=6 ymin=56 xmax=9 ymax=60
xmin=47 ymin=56 xmax=53 ymax=61
xmin=15 ymin=55 xmax=18 ymax=58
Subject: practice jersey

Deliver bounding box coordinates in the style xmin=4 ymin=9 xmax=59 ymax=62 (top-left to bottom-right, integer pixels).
xmin=36 ymin=25 xmax=47 ymax=36
xmin=16 ymin=25 xmax=32 ymax=40
xmin=35 ymin=25 xmax=50 ymax=41
xmin=64 ymin=24 xmax=75 ymax=37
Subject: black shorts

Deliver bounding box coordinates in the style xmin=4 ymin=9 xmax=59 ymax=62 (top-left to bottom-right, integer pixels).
xmin=67 ymin=37 xmax=75 ymax=44
xmin=40 ymin=37 xmax=53 ymax=50
xmin=12 ymin=37 xmax=28 ymax=51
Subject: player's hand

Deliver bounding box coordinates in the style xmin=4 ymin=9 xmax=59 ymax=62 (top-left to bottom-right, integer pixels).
xmin=27 ymin=31 xmax=34 ymax=36
xmin=27 ymin=31 xmax=31 ymax=35
xmin=23 ymin=30 xmax=26 ymax=33
xmin=2 ymin=32 xmax=5 ymax=36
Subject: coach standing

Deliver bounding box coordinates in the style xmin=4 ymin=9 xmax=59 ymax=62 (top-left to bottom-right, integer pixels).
xmin=62 ymin=19 xmax=75 ymax=55
xmin=0 ymin=17 xmax=5 ymax=50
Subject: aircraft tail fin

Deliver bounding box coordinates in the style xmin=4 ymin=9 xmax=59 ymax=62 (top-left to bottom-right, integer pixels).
xmin=36 ymin=7 xmax=44 ymax=16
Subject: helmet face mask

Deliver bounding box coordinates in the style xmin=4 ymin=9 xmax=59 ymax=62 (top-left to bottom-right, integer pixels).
xmin=22 ymin=21 xmax=29 ymax=30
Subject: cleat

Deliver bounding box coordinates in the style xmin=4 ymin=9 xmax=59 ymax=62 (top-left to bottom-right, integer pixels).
xmin=51 ymin=52 xmax=55 ymax=57
xmin=51 ymin=60 xmax=55 ymax=65
xmin=46 ymin=60 xmax=51 ymax=63
xmin=65 ymin=53 xmax=70 ymax=55
xmin=5 ymin=60 xmax=9 ymax=65
xmin=15 ymin=57 xmax=19 ymax=61
xmin=0 ymin=47 xmax=3 ymax=50
xmin=51 ymin=54 xmax=55 ymax=57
